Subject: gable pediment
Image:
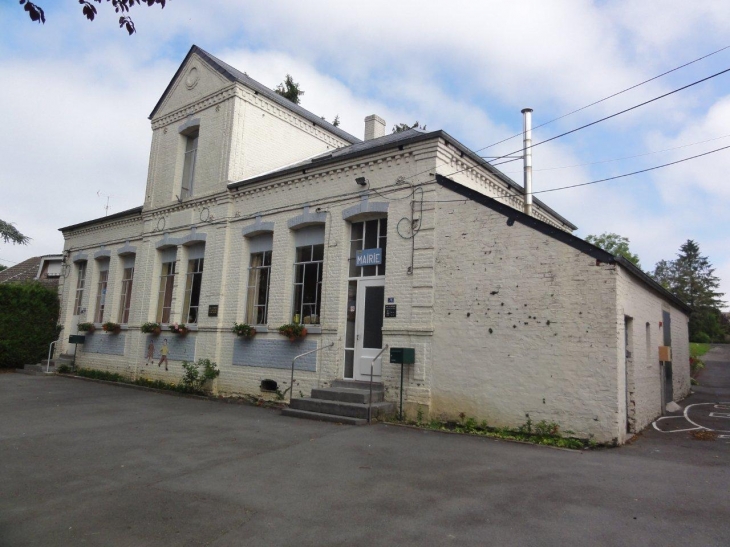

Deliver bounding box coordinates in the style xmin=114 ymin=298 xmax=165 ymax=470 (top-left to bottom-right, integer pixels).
xmin=151 ymin=50 xmax=233 ymax=120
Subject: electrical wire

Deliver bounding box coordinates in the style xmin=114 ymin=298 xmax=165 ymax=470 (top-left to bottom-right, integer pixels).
xmin=401 ymin=45 xmax=730 ymax=184
xmin=474 ymin=43 xmax=730 ymax=154
xmin=499 ymin=133 xmax=730 ymax=174
xmin=422 ymin=143 xmax=730 ymax=203
xmin=482 ymin=66 xmax=730 ymax=165
xmin=0 ymin=257 xmax=18 ymax=265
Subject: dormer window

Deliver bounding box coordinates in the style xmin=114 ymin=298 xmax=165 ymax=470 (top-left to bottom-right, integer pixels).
xmin=181 ymin=129 xmax=198 ymax=199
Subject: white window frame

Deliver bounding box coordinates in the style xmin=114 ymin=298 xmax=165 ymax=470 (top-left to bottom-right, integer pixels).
xmin=73 ymin=262 xmax=87 ymax=316
xmin=181 ymin=130 xmax=198 ymax=199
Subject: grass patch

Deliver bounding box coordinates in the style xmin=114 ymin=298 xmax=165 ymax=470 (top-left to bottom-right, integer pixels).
xmin=76 ymin=367 xmax=200 ymax=395
xmin=690 ymin=343 xmax=710 ymax=358
xmin=387 ymin=413 xmax=596 ymax=450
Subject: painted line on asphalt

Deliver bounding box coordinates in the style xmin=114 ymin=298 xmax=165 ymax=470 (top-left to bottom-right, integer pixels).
xmin=652 ymin=402 xmax=730 ymax=434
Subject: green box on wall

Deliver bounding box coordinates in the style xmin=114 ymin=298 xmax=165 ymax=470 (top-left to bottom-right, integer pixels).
xmin=390 ymin=347 xmax=415 ymax=365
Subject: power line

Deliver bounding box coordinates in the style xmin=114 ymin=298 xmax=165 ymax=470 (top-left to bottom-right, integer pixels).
xmin=0 ymin=257 xmax=19 ymax=265
xmin=403 ymin=44 xmax=730 ymax=184
xmin=498 ymin=133 xmax=730 ymax=174
xmin=474 ymin=43 xmax=730 ymax=154
xmin=485 ymin=66 xmax=730 ymax=165
xmin=423 ymin=143 xmax=730 ymax=203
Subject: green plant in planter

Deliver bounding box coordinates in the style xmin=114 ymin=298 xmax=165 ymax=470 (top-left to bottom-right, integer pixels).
xmin=277 ymin=323 xmax=308 ymax=341
xmin=102 ymin=321 xmax=121 ymax=334
xmin=169 ymin=322 xmax=188 ymax=335
xmin=232 ymin=322 xmax=256 ymax=338
xmin=141 ymin=322 xmax=162 ymax=335
xmin=77 ymin=322 xmax=95 ymax=333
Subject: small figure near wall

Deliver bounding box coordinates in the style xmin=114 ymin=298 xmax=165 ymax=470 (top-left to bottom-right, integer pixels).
xmin=159 ymin=338 xmax=169 ymax=371
xmin=145 ymin=340 xmax=155 ymax=366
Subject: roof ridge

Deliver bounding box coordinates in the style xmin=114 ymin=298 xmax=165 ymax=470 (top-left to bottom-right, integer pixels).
xmin=151 ymin=45 xmax=360 ymax=144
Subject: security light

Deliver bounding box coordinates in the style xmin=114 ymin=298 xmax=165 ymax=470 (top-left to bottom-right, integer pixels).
xmin=355 ymin=177 xmax=367 ymax=186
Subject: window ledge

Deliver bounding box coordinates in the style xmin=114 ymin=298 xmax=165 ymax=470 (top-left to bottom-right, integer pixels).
xmin=120 ymin=325 xmax=129 ymax=331
xmin=305 ymin=326 xmax=322 ymax=334
xmin=254 ymin=325 xmax=269 ymax=333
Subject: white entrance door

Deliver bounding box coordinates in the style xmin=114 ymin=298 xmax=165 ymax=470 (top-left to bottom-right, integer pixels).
xmin=353 ymin=279 xmax=385 ymax=381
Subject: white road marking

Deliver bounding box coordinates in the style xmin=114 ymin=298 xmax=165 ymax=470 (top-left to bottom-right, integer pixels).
xmin=651 ymin=402 xmax=730 ymax=434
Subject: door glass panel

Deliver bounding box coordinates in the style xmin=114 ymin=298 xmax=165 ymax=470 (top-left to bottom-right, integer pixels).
xmin=362 ymin=285 xmax=384 ymax=349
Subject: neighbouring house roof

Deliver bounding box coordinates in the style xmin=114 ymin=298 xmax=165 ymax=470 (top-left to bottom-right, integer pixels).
xmin=435 ymin=174 xmax=691 ymax=314
xmin=0 ymin=255 xmax=60 ymax=289
xmin=59 ymin=206 xmax=143 ymax=233
xmin=230 ymin=128 xmax=578 ymax=231
xmin=149 ymin=45 xmax=361 ymax=145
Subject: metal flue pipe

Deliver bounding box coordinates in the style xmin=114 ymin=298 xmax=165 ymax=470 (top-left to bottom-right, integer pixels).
xmin=521 ymin=108 xmax=533 ymax=216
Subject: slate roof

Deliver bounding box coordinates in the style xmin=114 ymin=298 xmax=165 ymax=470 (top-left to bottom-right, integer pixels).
xmin=230 ymin=128 xmax=578 ymax=231
xmin=149 ymin=45 xmax=360 ymax=145
xmin=59 ymin=206 xmax=143 ymax=233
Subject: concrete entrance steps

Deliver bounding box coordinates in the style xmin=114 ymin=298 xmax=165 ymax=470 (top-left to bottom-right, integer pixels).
xmin=17 ymin=354 xmax=75 ymax=376
xmin=281 ymin=380 xmax=395 ymax=425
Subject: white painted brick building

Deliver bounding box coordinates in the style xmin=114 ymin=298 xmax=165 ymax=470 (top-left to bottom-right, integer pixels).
xmin=57 ymin=45 xmax=689 ymax=444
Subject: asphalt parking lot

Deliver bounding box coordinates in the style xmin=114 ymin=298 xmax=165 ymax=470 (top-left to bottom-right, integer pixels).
xmin=1 ymin=356 xmax=729 ymax=547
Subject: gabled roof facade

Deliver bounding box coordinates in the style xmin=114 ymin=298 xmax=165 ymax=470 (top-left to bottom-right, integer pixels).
xmin=149 ymin=45 xmax=360 ymax=145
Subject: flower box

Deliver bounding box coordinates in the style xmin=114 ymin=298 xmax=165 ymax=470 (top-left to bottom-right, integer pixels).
xmin=169 ymin=323 xmax=188 ymax=336
xmin=141 ymin=322 xmax=162 ymax=335
xmin=77 ymin=322 xmax=95 ymax=333
xmin=277 ymin=323 xmax=308 ymax=342
xmin=102 ymin=322 xmax=122 ymax=334
xmin=232 ymin=323 xmax=256 ymax=338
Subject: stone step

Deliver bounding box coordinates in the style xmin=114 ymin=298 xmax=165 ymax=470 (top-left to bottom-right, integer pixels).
xmin=289 ymin=398 xmax=396 ymax=420
xmin=17 ymin=365 xmax=54 ymax=376
xmin=280 ymin=408 xmax=368 ymax=426
xmin=330 ymin=379 xmax=385 ymax=392
xmin=311 ymin=387 xmax=384 ymax=404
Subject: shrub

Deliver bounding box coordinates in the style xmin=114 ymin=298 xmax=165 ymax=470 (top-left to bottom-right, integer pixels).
xmin=0 ymin=282 xmax=60 ymax=368
xmin=692 ymin=332 xmax=711 ymax=344
xmin=179 ymin=358 xmax=220 ymax=393
xmin=56 ymin=364 xmax=71 ymax=374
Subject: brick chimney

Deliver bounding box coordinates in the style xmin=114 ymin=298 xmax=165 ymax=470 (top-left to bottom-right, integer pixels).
xmin=364 ymin=114 xmax=386 ymax=141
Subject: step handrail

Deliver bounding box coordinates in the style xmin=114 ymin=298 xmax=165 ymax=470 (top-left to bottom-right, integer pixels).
xmin=367 ymin=345 xmax=389 ymax=424
xmin=46 ymin=339 xmax=60 ymax=373
xmin=289 ymin=342 xmax=334 ymax=403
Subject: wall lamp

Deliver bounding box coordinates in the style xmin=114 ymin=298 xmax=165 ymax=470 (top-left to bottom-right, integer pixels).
xmin=355 ymin=177 xmax=368 ymax=186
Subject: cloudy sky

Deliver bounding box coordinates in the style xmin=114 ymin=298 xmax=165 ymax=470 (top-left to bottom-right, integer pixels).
xmin=2 ymin=0 xmax=729 ymax=307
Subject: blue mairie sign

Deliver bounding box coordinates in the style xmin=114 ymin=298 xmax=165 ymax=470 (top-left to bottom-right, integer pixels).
xmin=356 ymin=248 xmax=382 ymax=267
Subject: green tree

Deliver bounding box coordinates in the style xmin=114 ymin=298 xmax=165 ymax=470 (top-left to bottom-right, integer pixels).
xmin=275 ymin=75 xmax=304 ymax=105
xmin=0 ymin=220 xmax=30 ymax=246
xmin=651 ymin=240 xmax=726 ymax=341
xmin=20 ymin=0 xmax=169 ymax=35
xmin=392 ymin=121 xmax=427 ymax=133
xmin=0 ymin=265 xmax=7 ymax=272
xmin=585 ymin=232 xmax=641 ymax=267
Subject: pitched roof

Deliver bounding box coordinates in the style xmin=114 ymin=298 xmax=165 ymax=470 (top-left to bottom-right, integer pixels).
xmin=0 ymin=256 xmax=59 ymax=289
xmin=230 ymin=128 xmax=578 ymax=231
xmin=149 ymin=45 xmax=360 ymax=145
xmin=59 ymin=206 xmax=143 ymax=233
xmin=435 ymin=174 xmax=691 ymax=314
